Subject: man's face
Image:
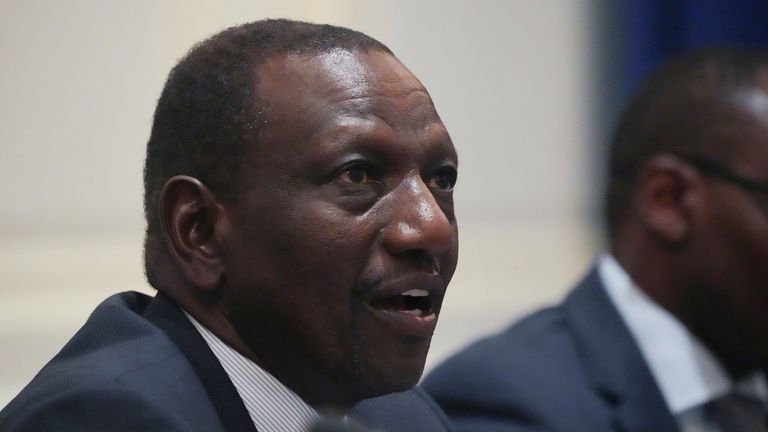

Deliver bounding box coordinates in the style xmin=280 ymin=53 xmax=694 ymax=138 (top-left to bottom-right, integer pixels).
xmin=687 ymin=101 xmax=768 ymax=372
xmin=219 ymin=49 xmax=458 ymax=405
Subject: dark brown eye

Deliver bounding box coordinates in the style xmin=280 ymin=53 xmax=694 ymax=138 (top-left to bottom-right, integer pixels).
xmin=337 ymin=165 xmax=374 ymax=184
xmin=428 ymin=169 xmax=457 ymax=191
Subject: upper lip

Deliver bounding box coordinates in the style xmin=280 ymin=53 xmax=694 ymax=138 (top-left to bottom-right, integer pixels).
xmin=363 ymin=272 xmax=446 ymax=313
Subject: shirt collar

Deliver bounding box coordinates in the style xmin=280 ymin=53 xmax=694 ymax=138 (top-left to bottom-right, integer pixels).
xmin=183 ymin=311 xmax=320 ymax=432
xmin=597 ymin=254 xmax=767 ymax=413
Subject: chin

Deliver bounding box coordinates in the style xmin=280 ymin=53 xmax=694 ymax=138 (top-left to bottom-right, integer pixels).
xmin=342 ymin=328 xmax=432 ymax=401
xmin=384 ymin=365 xmax=424 ymax=392
xmin=351 ymin=359 xmax=426 ymax=401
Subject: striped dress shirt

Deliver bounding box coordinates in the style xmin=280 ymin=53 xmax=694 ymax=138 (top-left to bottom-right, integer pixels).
xmin=184 ymin=311 xmax=320 ymax=432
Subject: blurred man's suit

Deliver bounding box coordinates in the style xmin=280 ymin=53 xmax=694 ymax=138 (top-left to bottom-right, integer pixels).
xmin=0 ymin=292 xmax=455 ymax=431
xmin=423 ymin=265 xmax=679 ymax=432
xmin=424 ymin=48 xmax=768 ymax=432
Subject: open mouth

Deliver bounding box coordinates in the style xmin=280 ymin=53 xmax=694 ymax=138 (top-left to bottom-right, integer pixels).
xmin=369 ymin=288 xmax=434 ymax=317
xmin=363 ymin=273 xmax=444 ymax=337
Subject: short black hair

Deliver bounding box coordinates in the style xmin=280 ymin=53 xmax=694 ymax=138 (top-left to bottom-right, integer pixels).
xmin=143 ymin=19 xmax=392 ymax=286
xmin=605 ymin=48 xmax=768 ymax=241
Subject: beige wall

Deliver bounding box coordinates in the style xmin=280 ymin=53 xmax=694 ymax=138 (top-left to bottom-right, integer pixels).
xmin=0 ymin=0 xmax=597 ymax=405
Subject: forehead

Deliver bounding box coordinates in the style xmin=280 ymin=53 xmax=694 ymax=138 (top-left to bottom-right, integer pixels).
xmin=728 ymin=88 xmax=768 ymax=143
xmin=243 ymin=48 xmax=454 ymax=176
xmin=268 ymin=48 xmax=421 ymax=90
xmin=257 ymin=48 xmax=423 ymax=92
xmin=254 ymin=49 xmax=438 ymax=130
xmin=705 ymin=90 xmax=768 ymax=176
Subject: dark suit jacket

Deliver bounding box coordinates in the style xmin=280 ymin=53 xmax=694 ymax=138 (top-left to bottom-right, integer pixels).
xmin=0 ymin=291 xmax=455 ymax=432
xmin=422 ymin=267 xmax=680 ymax=432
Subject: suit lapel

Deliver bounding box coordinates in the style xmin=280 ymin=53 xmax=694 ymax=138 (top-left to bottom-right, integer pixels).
xmin=143 ymin=293 xmax=259 ymax=432
xmin=563 ymin=268 xmax=679 ymax=432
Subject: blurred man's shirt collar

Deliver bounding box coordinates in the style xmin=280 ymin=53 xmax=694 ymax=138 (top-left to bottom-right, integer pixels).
xmin=598 ymin=254 xmax=767 ymax=416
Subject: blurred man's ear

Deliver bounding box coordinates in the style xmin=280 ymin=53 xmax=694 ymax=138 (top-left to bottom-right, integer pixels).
xmin=158 ymin=175 xmax=226 ymax=291
xmin=634 ymin=154 xmax=699 ymax=246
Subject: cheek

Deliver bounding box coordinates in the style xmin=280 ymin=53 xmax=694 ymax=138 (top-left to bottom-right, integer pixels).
xmin=699 ymin=195 xmax=764 ymax=271
xmin=291 ymin=202 xmax=379 ymax=258
xmin=270 ymin=206 xmax=377 ymax=306
xmin=441 ymin=225 xmax=459 ymax=279
xmin=703 ymin=204 xmax=768 ymax=325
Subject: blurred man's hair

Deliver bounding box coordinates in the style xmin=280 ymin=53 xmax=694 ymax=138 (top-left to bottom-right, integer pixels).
xmin=605 ymin=48 xmax=768 ymax=240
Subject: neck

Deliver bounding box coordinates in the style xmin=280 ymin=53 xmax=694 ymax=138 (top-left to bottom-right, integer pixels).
xmin=181 ymin=297 xmax=362 ymax=413
xmin=612 ymin=237 xmax=690 ymax=321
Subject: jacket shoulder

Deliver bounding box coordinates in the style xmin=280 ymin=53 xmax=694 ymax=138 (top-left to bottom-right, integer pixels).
xmin=424 ymin=305 xmax=583 ymax=401
xmin=0 ymin=292 xmax=224 ymax=431
xmin=422 ymin=304 xmax=608 ymax=431
xmin=0 ymin=380 xmax=194 ymax=431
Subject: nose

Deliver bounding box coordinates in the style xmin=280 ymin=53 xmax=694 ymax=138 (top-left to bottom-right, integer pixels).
xmin=380 ymin=176 xmax=456 ymax=260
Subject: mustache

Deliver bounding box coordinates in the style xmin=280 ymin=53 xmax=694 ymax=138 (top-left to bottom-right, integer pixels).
xmin=353 ymin=258 xmax=442 ymax=297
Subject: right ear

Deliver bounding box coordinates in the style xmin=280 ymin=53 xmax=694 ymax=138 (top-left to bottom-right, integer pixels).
xmin=634 ymin=154 xmax=700 ymax=246
xmin=158 ymin=175 xmax=226 ymax=292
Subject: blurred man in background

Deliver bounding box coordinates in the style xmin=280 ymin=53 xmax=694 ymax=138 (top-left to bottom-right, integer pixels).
xmin=424 ymin=49 xmax=768 ymax=432
xmin=0 ymin=19 xmax=458 ymax=432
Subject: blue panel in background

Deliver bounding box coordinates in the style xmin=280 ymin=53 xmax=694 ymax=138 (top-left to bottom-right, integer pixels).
xmin=622 ymin=0 xmax=768 ymax=97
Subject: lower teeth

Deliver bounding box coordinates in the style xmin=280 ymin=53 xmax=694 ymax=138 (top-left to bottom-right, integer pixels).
xmin=403 ymin=309 xmax=423 ymax=316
